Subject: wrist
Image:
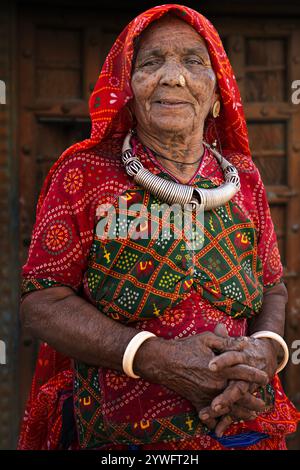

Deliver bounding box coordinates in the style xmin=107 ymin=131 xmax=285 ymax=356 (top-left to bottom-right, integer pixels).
xmin=258 ymin=337 xmax=278 ymax=354
xmin=133 ymin=336 xmax=169 ymax=383
xmin=251 ymin=331 xmax=289 ymax=373
xmin=256 ymin=337 xmax=283 ymax=361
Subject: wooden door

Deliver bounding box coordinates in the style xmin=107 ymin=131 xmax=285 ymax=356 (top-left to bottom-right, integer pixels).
xmin=18 ymin=4 xmax=132 ymax=414
xmin=216 ymin=18 xmax=300 ymax=449
xmin=18 ymin=7 xmax=300 ymax=448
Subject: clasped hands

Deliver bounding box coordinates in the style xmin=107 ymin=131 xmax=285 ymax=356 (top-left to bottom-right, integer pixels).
xmin=160 ymin=323 xmax=278 ymax=438
xmin=198 ymin=324 xmax=277 ymax=437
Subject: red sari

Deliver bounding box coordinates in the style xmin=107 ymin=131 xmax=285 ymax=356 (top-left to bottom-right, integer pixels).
xmin=18 ymin=4 xmax=299 ymax=450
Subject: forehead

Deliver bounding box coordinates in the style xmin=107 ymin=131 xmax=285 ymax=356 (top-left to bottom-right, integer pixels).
xmin=136 ymin=16 xmax=208 ymax=55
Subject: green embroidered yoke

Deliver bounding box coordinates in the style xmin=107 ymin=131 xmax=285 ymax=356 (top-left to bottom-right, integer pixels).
xmin=85 ymin=174 xmax=264 ymax=323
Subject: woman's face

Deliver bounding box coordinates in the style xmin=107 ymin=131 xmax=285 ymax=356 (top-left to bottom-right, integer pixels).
xmin=131 ymin=16 xmax=217 ymax=137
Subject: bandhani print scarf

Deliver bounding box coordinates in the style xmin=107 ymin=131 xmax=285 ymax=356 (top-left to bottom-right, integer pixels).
xmin=18 ymin=4 xmax=300 ymax=450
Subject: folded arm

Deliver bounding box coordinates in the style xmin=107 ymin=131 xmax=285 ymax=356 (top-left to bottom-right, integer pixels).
xmin=20 ymin=285 xmax=267 ymax=416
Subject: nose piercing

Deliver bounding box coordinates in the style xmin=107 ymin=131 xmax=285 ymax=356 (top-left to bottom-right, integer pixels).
xmin=179 ymin=74 xmax=186 ymax=86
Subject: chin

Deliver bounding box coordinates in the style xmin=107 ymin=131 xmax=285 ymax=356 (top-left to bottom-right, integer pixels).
xmin=151 ymin=118 xmax=192 ymax=135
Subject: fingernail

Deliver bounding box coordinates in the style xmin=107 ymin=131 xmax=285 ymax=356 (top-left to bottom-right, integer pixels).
xmin=200 ymin=413 xmax=209 ymax=420
xmin=214 ymin=405 xmax=222 ymax=412
xmin=209 ymin=363 xmax=217 ymax=371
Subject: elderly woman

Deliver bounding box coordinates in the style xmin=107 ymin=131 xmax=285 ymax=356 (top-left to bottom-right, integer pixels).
xmin=18 ymin=4 xmax=299 ymax=450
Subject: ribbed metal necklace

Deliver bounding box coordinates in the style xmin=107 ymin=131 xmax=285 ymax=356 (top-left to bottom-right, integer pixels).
xmin=121 ymin=131 xmax=240 ymax=211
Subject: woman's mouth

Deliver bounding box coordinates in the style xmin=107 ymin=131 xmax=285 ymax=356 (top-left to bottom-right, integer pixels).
xmin=153 ymin=100 xmax=189 ymax=108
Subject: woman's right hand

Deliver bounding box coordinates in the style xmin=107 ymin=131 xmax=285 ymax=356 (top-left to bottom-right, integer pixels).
xmin=134 ymin=331 xmax=269 ymax=415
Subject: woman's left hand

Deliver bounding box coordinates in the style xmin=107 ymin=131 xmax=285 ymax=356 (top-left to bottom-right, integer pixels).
xmin=208 ymin=335 xmax=278 ymax=380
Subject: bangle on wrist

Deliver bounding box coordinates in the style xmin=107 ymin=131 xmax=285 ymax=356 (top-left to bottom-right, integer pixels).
xmin=122 ymin=331 xmax=156 ymax=379
xmin=251 ymin=330 xmax=289 ymax=373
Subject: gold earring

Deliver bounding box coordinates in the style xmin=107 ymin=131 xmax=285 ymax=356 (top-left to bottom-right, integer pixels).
xmin=212 ymin=100 xmax=221 ymax=118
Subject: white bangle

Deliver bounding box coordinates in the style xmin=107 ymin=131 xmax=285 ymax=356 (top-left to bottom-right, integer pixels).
xmin=251 ymin=330 xmax=289 ymax=373
xmin=122 ymin=331 xmax=156 ymax=379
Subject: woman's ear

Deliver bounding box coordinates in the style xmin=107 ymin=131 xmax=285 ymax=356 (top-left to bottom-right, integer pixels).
xmin=211 ymin=88 xmax=220 ymax=108
xmin=211 ymin=90 xmax=221 ymax=118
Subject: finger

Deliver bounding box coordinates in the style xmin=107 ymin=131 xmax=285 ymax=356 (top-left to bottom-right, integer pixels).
xmin=200 ymin=415 xmax=217 ymax=430
xmin=222 ymin=364 xmax=268 ymax=385
xmin=199 ymin=405 xmax=230 ymax=421
xmin=209 ymin=351 xmax=247 ymax=371
xmin=249 ymin=383 xmax=260 ymax=393
xmin=203 ymin=333 xmax=243 ymax=353
xmin=214 ymin=323 xmax=229 ymax=337
xmin=237 ymin=392 xmax=266 ymax=412
xmin=199 ymin=406 xmax=215 ymax=421
xmin=198 ymin=407 xmax=218 ymax=429
xmin=210 ymin=381 xmax=249 ymax=412
xmin=215 ymin=415 xmax=233 ymax=438
xmin=230 ymin=404 xmax=257 ymax=421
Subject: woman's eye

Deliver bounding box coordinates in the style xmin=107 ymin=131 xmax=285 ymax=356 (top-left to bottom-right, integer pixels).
xmin=186 ymin=58 xmax=203 ymax=65
xmin=142 ymin=59 xmax=160 ymax=67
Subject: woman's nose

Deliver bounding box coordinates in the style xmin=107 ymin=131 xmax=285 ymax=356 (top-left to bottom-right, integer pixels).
xmin=158 ymin=62 xmax=185 ymax=87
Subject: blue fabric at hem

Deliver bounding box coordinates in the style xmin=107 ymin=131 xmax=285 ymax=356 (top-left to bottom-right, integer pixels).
xmin=128 ymin=431 xmax=269 ymax=450
xmin=209 ymin=431 xmax=269 ymax=448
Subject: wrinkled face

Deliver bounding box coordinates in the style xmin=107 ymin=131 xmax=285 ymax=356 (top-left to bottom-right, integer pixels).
xmin=131 ymin=16 xmax=217 ymax=136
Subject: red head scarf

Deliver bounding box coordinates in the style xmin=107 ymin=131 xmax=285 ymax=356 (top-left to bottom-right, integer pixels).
xmin=37 ymin=3 xmax=250 ymax=215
